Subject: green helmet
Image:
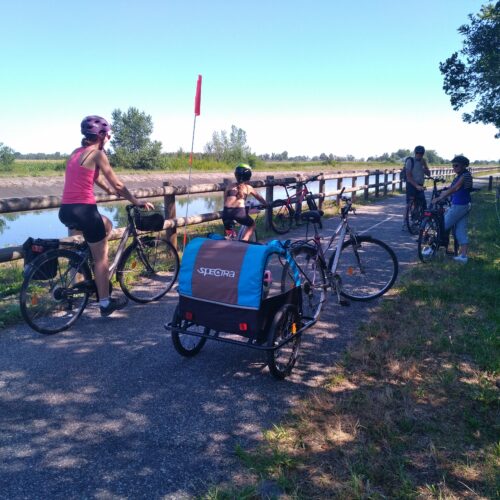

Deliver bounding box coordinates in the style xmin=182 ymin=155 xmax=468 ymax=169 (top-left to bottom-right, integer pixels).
xmin=234 ymin=163 xmax=252 ymax=182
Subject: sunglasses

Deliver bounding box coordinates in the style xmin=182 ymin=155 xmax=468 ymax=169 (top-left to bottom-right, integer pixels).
xmin=452 ymin=163 xmax=461 ymax=167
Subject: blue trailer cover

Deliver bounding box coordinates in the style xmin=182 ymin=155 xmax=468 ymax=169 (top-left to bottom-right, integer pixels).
xmin=178 ymin=238 xmax=299 ymax=309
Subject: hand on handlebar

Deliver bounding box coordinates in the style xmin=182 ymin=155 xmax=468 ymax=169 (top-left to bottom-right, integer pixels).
xmin=139 ymin=201 xmax=155 ymax=211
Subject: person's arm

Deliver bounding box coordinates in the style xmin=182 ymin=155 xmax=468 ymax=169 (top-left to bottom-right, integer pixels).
xmin=94 ymin=175 xmax=115 ymax=196
xmin=95 ymin=151 xmax=153 ymax=209
xmin=406 ymin=160 xmax=424 ymax=191
xmin=434 ymin=176 xmax=464 ymax=203
xmin=422 ymin=158 xmax=431 ymax=177
xmin=248 ymin=186 xmax=267 ymax=206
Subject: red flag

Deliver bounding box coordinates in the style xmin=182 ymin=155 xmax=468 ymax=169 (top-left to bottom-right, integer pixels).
xmin=194 ymin=75 xmax=202 ymax=116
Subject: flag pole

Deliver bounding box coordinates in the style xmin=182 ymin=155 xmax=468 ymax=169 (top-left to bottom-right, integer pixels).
xmin=183 ymin=74 xmax=202 ymax=248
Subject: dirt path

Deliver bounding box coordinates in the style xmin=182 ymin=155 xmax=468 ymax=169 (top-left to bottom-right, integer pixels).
xmin=0 ymin=194 xmax=417 ymax=498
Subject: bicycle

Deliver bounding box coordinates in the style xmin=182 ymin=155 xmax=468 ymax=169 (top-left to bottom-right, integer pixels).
xmin=417 ymin=186 xmax=464 ymax=263
xmin=405 ymin=176 xmax=446 ymax=235
xmin=268 ymin=173 xmax=323 ymax=234
xmin=281 ymin=189 xmax=399 ymax=321
xmin=20 ymin=205 xmax=180 ymax=334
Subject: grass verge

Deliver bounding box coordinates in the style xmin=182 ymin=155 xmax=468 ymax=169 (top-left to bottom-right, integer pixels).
xmin=204 ymin=190 xmax=500 ymax=499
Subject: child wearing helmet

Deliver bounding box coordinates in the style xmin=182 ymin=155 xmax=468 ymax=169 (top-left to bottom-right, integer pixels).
xmin=59 ymin=115 xmax=154 ymax=316
xmin=222 ymin=163 xmax=267 ymax=241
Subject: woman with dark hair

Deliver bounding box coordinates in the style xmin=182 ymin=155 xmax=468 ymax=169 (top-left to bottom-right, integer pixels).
xmin=59 ymin=115 xmax=153 ymax=316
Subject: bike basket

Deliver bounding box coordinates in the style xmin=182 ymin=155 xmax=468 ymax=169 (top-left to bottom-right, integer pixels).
xmin=22 ymin=237 xmax=60 ymax=280
xmin=134 ymin=210 xmax=165 ymax=231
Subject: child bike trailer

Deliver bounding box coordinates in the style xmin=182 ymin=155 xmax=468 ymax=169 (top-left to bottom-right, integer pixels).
xmin=165 ymin=237 xmax=307 ymax=379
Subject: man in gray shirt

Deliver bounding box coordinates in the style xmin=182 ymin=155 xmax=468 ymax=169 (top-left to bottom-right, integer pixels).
xmin=404 ymin=145 xmax=431 ymax=228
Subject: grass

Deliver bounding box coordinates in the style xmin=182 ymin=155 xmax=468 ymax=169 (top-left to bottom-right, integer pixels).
xmin=6 ymin=159 xmax=497 ymax=178
xmin=203 ymin=189 xmax=500 ymax=499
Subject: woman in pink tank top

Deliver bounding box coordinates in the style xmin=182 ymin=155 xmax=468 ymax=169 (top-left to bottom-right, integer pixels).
xmin=59 ymin=115 xmax=154 ymax=317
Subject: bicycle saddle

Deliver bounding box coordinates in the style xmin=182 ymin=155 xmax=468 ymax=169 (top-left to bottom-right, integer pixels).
xmin=301 ymin=210 xmax=324 ymax=223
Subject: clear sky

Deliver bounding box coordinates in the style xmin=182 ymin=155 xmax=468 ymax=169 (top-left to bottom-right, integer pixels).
xmin=1 ymin=0 xmax=498 ymax=161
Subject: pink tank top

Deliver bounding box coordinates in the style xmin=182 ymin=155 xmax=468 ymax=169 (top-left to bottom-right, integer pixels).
xmin=61 ymin=147 xmax=99 ymax=204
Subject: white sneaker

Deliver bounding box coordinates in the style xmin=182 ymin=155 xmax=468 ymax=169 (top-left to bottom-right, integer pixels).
xmin=453 ymin=255 xmax=468 ymax=264
xmin=421 ymin=247 xmax=434 ymax=257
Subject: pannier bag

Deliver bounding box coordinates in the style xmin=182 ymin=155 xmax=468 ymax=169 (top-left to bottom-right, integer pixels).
xmin=134 ymin=209 xmax=165 ymax=231
xmin=22 ymin=237 xmax=60 ymax=279
xmin=178 ymin=237 xmax=300 ymax=337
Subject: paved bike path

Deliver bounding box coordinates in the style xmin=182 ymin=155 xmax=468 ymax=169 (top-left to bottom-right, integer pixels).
xmin=0 ymin=195 xmax=420 ymax=499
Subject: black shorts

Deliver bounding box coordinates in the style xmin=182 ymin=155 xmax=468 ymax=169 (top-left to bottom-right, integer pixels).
xmin=406 ymin=184 xmax=427 ymax=208
xmin=59 ymin=204 xmax=106 ymax=243
xmin=222 ymin=207 xmax=254 ymax=230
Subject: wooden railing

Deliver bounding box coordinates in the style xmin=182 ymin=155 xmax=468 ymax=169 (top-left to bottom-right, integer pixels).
xmin=0 ymin=166 xmax=496 ymax=264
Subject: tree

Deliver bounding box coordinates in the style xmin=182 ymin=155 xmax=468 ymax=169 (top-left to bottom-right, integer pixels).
xmin=439 ymin=2 xmax=500 ymax=137
xmin=110 ymin=107 xmax=163 ymax=169
xmin=204 ymin=125 xmax=251 ymax=163
xmin=0 ymin=142 xmax=15 ymax=171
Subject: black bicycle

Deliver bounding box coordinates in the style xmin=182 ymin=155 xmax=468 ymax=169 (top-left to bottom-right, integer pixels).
xmin=20 ymin=205 xmax=179 ymax=334
xmin=405 ymin=176 xmax=446 ymax=234
xmin=417 ymin=190 xmax=459 ymax=263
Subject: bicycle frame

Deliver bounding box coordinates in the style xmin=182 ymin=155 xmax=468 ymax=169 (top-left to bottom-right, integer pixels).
xmin=67 ymin=205 xmax=155 ymax=283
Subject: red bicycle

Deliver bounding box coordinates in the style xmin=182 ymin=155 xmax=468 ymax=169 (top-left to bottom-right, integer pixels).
xmin=268 ymin=173 xmax=323 ymax=234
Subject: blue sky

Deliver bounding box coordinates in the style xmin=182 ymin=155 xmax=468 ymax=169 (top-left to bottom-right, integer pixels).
xmin=1 ymin=0 xmax=498 ymax=160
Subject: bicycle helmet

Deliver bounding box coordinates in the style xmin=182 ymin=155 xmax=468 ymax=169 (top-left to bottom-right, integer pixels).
xmin=234 ymin=163 xmax=252 ymax=182
xmin=451 ymin=155 xmax=469 ymax=167
xmin=414 ymin=145 xmax=425 ymax=154
xmin=80 ymin=115 xmax=111 ymax=137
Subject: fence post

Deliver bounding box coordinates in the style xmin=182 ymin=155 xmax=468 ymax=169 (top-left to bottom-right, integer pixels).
xmin=375 ymin=170 xmax=380 ymax=198
xmin=265 ymin=175 xmax=274 ymax=230
xmin=391 ymin=169 xmax=396 ymax=193
xmin=296 ymin=175 xmax=304 ymax=217
xmin=488 ymin=176 xmax=493 ymax=191
xmin=336 ymin=172 xmax=343 ymax=206
xmin=351 ymin=174 xmax=357 ymax=203
xmin=163 ymin=181 xmax=177 ymax=249
xmin=318 ymin=175 xmax=326 ymax=209
xmin=364 ymin=170 xmax=370 ymax=200
xmin=383 ymin=169 xmax=388 ymax=197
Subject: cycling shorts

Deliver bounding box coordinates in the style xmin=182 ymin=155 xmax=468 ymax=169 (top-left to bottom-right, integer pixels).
xmin=222 ymin=207 xmax=254 ymax=230
xmin=59 ymin=203 xmax=106 ymax=243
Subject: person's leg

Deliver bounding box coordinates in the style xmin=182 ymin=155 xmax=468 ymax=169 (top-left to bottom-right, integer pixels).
xmin=242 ymin=224 xmax=255 ymax=241
xmin=444 ymin=205 xmax=470 ymax=260
xmin=88 ymin=237 xmax=110 ymax=300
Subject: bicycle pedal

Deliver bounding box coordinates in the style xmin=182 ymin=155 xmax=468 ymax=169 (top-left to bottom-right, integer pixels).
xmin=339 ymin=299 xmax=350 ymax=307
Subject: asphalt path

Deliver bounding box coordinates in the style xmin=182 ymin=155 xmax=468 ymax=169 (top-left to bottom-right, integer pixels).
xmin=0 ymin=193 xmax=456 ymax=499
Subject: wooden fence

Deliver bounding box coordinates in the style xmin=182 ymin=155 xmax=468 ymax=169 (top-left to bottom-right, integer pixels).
xmin=0 ymin=166 xmax=496 ymax=264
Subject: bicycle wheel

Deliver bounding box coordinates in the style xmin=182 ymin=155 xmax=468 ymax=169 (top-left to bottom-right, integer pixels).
xmin=418 ymin=216 xmax=439 ymax=263
xmin=268 ymin=201 xmax=293 ymax=234
xmin=281 ymin=244 xmax=327 ymax=321
xmin=20 ymin=249 xmax=93 ymax=334
xmin=170 ymin=306 xmax=208 ymax=357
xmin=329 ymin=236 xmax=398 ymax=301
xmin=266 ymin=304 xmax=301 ymax=380
xmin=406 ymin=199 xmax=424 ymax=235
xmin=117 ymin=235 xmax=179 ymax=303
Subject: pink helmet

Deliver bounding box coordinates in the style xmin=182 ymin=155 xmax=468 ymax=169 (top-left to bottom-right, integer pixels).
xmin=80 ymin=115 xmax=111 ymax=137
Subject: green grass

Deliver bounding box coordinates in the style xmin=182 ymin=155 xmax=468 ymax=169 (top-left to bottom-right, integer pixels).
xmin=6 ymin=159 xmax=496 ymax=178
xmin=203 ymin=190 xmax=500 ymax=499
